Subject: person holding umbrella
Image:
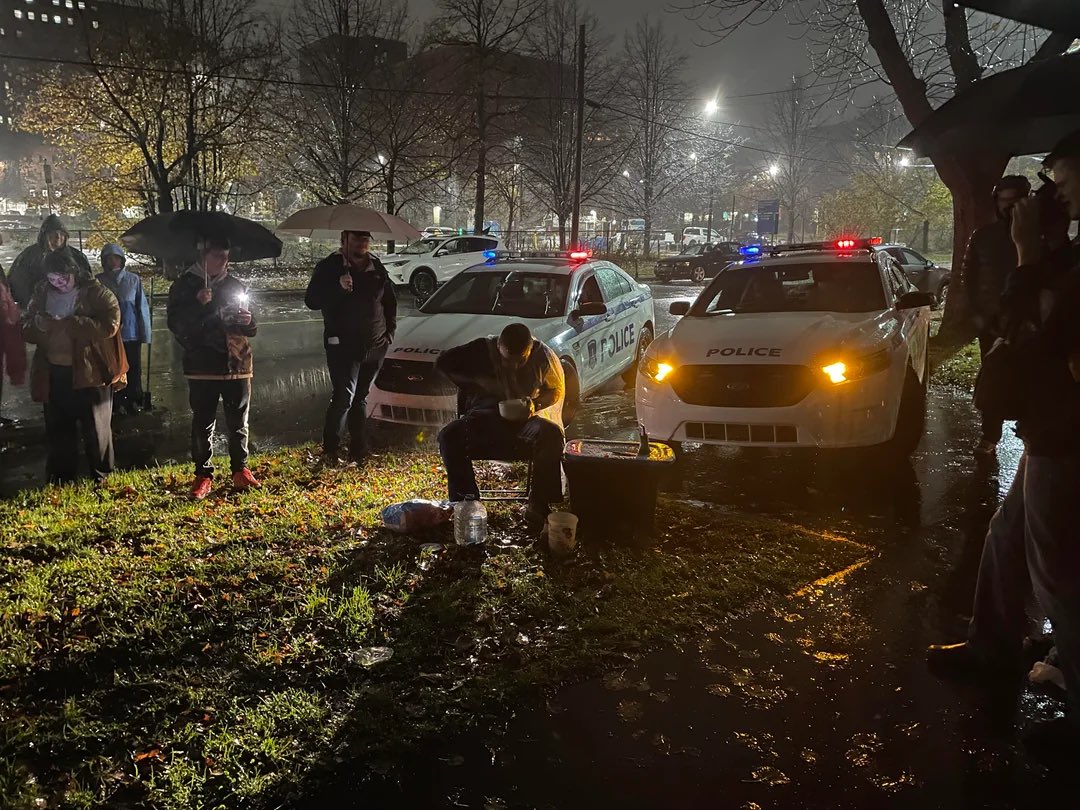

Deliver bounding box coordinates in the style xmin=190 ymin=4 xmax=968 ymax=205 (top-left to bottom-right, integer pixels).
xmin=304 ymin=229 xmax=396 ymax=466
xmin=166 ymin=236 xmax=259 ymax=500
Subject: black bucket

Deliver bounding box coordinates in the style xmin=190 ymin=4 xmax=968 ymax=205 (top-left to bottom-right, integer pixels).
xmin=562 ymin=438 xmax=676 ymax=541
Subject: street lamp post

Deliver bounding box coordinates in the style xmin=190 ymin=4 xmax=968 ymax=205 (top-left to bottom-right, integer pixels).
xmin=703 ymin=98 xmax=721 ymax=239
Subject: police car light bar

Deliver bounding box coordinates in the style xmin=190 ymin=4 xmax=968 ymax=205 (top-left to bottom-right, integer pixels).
xmin=739 ymin=245 xmax=762 ymax=257
xmin=483 ymin=250 xmax=498 ymax=260
xmin=569 ymin=249 xmax=592 ymax=261
xmin=766 ymin=239 xmax=877 ymax=256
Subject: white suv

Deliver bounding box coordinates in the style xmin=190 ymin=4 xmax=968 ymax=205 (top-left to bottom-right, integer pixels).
xmin=382 ymin=235 xmax=502 ymax=297
xmin=637 ymin=239 xmax=934 ymax=454
xmin=682 ymin=227 xmax=723 ymax=248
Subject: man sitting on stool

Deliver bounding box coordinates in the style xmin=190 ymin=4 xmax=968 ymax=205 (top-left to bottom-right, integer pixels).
xmin=437 ymin=323 xmax=565 ymax=525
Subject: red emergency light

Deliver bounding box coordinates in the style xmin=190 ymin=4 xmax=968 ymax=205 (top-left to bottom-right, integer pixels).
xmin=869 ymin=236 xmax=883 ymax=246
xmin=569 ymin=249 xmax=592 ymax=261
xmin=835 ymin=238 xmax=857 ymax=249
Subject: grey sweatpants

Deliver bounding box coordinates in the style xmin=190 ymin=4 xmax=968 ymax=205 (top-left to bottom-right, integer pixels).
xmin=969 ymin=452 xmax=1080 ymax=722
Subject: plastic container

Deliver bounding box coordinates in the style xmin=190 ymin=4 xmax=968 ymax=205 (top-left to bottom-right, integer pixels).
xmin=453 ymin=496 xmax=487 ymax=545
xmin=562 ymin=434 xmax=676 ymax=540
xmin=546 ymin=511 xmax=579 ymax=555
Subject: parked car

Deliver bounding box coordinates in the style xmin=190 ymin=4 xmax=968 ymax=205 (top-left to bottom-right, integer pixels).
xmin=655 ymin=242 xmax=745 ymax=283
xmin=638 ymin=238 xmax=933 ymax=455
xmin=382 ymin=234 xmax=502 ymax=297
xmin=682 ymin=226 xmax=723 ymax=247
xmin=369 ymin=253 xmax=656 ymax=427
xmin=875 ymin=244 xmax=950 ymax=309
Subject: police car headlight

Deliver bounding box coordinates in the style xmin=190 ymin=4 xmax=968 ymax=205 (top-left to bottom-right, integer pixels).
xmin=820 ymin=349 xmax=890 ymax=385
xmin=641 ymin=356 xmax=677 ymax=383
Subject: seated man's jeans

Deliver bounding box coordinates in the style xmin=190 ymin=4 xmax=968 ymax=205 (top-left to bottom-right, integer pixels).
xmin=438 ymin=409 xmax=564 ymax=510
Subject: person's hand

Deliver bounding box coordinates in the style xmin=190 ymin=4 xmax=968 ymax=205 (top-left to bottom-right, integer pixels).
xmin=1010 ymin=197 xmax=1044 ymax=266
xmin=339 ymin=273 xmax=353 ymax=292
xmin=523 ymin=397 xmax=536 ymax=417
xmin=233 ymin=309 xmax=252 ymax=327
xmin=34 ymin=313 xmax=55 ymax=332
xmin=196 ymin=288 xmax=213 ymax=306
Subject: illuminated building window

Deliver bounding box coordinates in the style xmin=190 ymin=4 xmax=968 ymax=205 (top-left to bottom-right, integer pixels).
xmin=91 ymin=19 xmax=97 ymax=28
xmin=53 ymin=15 xmax=60 ymax=22
xmin=26 ymin=12 xmax=34 ymax=20
xmin=14 ymin=10 xmax=23 ymax=19
xmin=67 ymin=16 xmax=72 ymax=24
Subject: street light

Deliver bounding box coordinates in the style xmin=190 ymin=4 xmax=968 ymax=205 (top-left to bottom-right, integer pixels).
xmin=622 ymin=169 xmax=630 ymax=178
xmin=704 ymin=98 xmax=719 ymax=117
xmin=768 ymin=164 xmax=780 ymax=177
xmin=377 ymin=154 xmax=387 ymax=165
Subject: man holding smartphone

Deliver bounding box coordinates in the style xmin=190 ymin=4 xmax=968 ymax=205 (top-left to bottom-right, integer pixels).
xmin=166 ymin=236 xmax=259 ymax=499
xmin=305 ymin=230 xmax=396 ymax=466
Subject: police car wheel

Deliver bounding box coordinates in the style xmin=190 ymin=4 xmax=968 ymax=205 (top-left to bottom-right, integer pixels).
xmin=561 ymin=359 xmax=580 ymax=427
xmin=623 ymin=325 xmax=653 ymax=385
xmin=690 ymin=266 xmax=706 ymax=283
xmin=933 ymin=282 xmax=948 ymax=311
xmin=889 ymin=365 xmax=927 ymax=456
xmin=410 ymin=268 xmax=437 ymax=298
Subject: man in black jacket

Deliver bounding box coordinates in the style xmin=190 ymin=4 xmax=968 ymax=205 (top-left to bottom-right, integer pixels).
xmin=436 ymin=323 xmax=565 ymax=524
xmin=305 ymin=230 xmax=396 ymax=465
xmin=928 ymin=131 xmax=1080 ymax=751
xmin=166 ymin=237 xmax=258 ymax=500
xmin=959 ymin=175 xmax=1031 ymax=455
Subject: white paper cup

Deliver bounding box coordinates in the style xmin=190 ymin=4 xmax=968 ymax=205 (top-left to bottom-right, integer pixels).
xmin=498 ymin=398 xmax=530 ymax=421
xmin=546 ymin=511 xmax=578 ymax=555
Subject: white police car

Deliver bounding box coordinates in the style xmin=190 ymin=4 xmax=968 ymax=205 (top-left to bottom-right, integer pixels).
xmin=381 ymin=234 xmax=502 ymax=298
xmin=636 ymin=239 xmax=934 ymax=453
xmin=369 ymin=251 xmax=656 ymax=427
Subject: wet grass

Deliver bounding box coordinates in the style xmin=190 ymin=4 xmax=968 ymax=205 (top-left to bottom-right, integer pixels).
xmin=0 ymin=448 xmax=867 ymax=809
xmin=930 ymin=339 xmax=980 ymax=392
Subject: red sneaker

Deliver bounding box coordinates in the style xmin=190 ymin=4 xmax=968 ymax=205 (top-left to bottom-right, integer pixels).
xmin=189 ymin=476 xmax=213 ymax=501
xmin=232 ymin=468 xmax=260 ymax=490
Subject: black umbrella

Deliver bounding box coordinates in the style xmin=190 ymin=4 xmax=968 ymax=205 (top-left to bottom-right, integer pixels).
xmin=959 ymin=0 xmax=1080 ymax=36
xmin=898 ymin=53 xmax=1080 ymax=157
xmin=121 ymin=211 xmax=283 ymax=264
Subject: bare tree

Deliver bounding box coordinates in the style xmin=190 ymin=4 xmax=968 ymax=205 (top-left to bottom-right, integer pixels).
xmin=517 ymin=0 xmax=627 ymax=248
xmin=281 ymin=0 xmax=407 ymax=205
xmin=75 ymin=0 xmax=282 ymax=213
xmin=434 ymin=0 xmax=546 ymax=234
xmin=762 ymin=77 xmax=826 ymax=243
xmin=610 ymin=17 xmax=700 ymax=257
xmin=675 ymin=0 xmax=1072 ymax=327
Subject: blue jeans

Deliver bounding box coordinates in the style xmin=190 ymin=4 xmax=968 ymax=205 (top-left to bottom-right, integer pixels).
xmin=323 ymin=344 xmax=386 ymax=459
xmin=969 ymin=452 xmax=1080 ymax=720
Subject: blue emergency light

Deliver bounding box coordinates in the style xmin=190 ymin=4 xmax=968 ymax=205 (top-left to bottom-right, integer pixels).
xmin=739 ymin=245 xmax=762 ymax=257
xmin=483 ymin=250 xmax=498 ymax=260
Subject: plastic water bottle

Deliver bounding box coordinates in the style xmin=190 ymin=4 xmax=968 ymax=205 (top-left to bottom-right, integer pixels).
xmin=454 ymin=497 xmax=487 ymax=545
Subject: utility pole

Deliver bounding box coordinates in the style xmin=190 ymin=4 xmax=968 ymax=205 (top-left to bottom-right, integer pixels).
xmin=569 ymin=23 xmax=586 ymax=249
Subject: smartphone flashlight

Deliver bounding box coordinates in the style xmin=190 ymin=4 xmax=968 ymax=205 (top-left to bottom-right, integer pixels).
xmin=236 ymin=293 xmax=250 ymax=307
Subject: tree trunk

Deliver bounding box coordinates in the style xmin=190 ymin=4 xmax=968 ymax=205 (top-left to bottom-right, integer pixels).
xmin=157 ymin=181 xmax=174 ymax=214
xmin=643 ymin=213 xmax=652 ymax=259
xmin=385 ymin=169 xmax=396 ymax=254
xmin=933 ymin=149 xmax=1008 ymax=339
xmin=474 ymin=88 xmax=487 ymax=235
xmin=557 ymin=214 xmax=567 ymax=249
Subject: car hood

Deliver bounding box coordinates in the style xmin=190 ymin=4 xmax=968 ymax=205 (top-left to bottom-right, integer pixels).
xmin=386 ymin=313 xmax=561 ymax=362
xmin=658 ymin=254 xmax=699 ymax=264
xmin=661 ymin=311 xmax=894 ymax=365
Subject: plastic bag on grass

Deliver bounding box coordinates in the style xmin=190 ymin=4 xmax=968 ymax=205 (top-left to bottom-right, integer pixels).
xmin=381 ymin=499 xmax=454 ymax=533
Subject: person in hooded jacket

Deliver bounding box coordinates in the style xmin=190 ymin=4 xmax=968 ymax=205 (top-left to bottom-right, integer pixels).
xmin=22 ymin=249 xmax=125 ymax=484
xmin=7 ymin=214 xmax=93 ymax=306
xmin=167 ymin=236 xmax=259 ymax=500
xmin=96 ymin=243 xmax=151 ymax=415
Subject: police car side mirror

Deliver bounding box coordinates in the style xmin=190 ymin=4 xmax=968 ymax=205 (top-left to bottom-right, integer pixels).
xmin=669 ymin=301 xmax=691 ymax=316
xmin=897 ymin=291 xmax=934 ymax=310
xmin=433 ymin=249 xmax=447 ymax=257
xmin=572 ymin=302 xmax=607 ymax=319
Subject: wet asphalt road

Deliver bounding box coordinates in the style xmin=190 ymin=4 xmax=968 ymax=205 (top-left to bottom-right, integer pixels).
xmin=3 ymin=283 xmax=1071 ymax=806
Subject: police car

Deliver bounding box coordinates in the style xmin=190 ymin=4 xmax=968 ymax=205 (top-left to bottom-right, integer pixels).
xmin=369 ymin=251 xmax=656 ymax=426
xmin=636 ymin=239 xmax=934 ymax=454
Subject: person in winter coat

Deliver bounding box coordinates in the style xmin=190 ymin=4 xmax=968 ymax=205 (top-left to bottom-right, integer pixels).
xmin=96 ymin=243 xmax=151 ymax=415
xmin=959 ymin=174 xmax=1031 ymax=456
xmin=304 ymin=230 xmax=396 ymax=465
xmin=0 ymin=265 xmax=28 ymax=426
xmin=22 ymin=249 xmax=125 ymax=484
xmin=7 ymin=214 xmax=93 ymax=306
xmin=928 ymin=130 xmax=1080 ymax=754
xmin=436 ymin=322 xmax=565 ymax=526
xmin=166 ymin=236 xmax=259 ymax=500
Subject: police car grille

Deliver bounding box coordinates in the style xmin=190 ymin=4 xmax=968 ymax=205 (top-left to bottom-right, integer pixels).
xmin=375 ymin=360 xmax=456 ymax=396
xmin=671 ymin=365 xmax=815 ymax=407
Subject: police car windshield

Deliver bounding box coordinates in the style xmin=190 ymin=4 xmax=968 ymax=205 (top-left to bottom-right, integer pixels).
xmin=691 ymin=262 xmax=887 ymax=315
xmin=421 ymin=270 xmax=571 ymax=319
xmin=399 ymin=237 xmax=443 ymax=255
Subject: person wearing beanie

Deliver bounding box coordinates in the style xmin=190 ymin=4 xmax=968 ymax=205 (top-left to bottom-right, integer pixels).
xmin=97 ymin=243 xmax=151 ymax=415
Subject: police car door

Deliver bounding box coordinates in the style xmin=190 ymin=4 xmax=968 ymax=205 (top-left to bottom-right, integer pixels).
xmin=883 ymin=256 xmax=928 ymax=378
xmin=595 ymin=266 xmax=639 ymax=379
xmin=568 ymin=271 xmax=613 ymax=391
